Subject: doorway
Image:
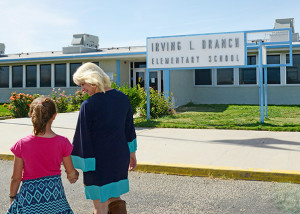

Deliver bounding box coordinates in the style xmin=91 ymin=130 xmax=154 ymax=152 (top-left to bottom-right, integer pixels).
xmin=133 ymin=68 xmax=163 ymax=92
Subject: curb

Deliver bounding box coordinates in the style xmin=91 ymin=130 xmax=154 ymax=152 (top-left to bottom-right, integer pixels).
xmin=2 ymin=154 xmax=300 ymax=184
xmin=0 ymin=154 xmax=14 ymax=161
xmin=135 ymin=162 xmax=300 ymax=184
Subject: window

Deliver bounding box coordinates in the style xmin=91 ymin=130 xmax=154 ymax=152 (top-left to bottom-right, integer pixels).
xmin=239 ymin=56 xmax=256 ymax=84
xmin=286 ymin=54 xmax=300 ymax=84
xmin=265 ymin=55 xmax=280 ymax=84
xmin=26 ymin=65 xmax=37 ymax=87
xmin=134 ymin=62 xmax=146 ymax=68
xmin=70 ymin=63 xmax=82 ymax=87
xmin=130 ymin=62 xmax=133 ymax=87
xmin=217 ymin=68 xmax=233 ymax=85
xmin=40 ymin=64 xmax=51 ymax=87
xmin=195 ymin=69 xmax=212 ymax=85
xmin=0 ymin=66 xmax=9 ymax=88
xmin=92 ymin=62 xmax=99 ymax=66
xmin=12 ymin=66 xmax=23 ymax=88
xmin=55 ymin=64 xmax=66 ymax=87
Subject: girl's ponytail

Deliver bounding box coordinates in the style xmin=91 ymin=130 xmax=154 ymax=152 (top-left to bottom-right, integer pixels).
xmin=29 ymin=97 xmax=57 ymax=135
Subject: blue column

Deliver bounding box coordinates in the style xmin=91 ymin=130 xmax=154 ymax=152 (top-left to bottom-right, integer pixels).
xmin=258 ymin=41 xmax=264 ymax=123
xmin=164 ymin=69 xmax=170 ymax=99
xmin=116 ymin=60 xmax=120 ymax=86
xmin=146 ymin=69 xmax=150 ymax=121
xmin=264 ymin=67 xmax=268 ymax=118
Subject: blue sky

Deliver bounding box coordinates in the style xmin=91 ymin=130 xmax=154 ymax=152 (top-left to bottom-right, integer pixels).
xmin=1 ymin=0 xmax=300 ymax=54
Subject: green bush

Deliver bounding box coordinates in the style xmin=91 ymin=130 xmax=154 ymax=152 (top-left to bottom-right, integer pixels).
xmin=69 ymin=89 xmax=90 ymax=111
xmin=139 ymin=87 xmax=174 ymax=119
xmin=4 ymin=92 xmax=34 ymax=118
xmin=51 ymin=88 xmax=69 ymax=113
xmin=111 ymin=82 xmax=142 ymax=115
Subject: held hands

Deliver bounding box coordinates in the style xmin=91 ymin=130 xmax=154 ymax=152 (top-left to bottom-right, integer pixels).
xmin=66 ymin=169 xmax=79 ymax=184
xmin=129 ymin=152 xmax=137 ymax=171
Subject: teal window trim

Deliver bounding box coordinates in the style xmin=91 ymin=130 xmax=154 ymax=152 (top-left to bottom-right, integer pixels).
xmin=71 ymin=155 xmax=96 ymax=172
xmin=128 ymin=139 xmax=137 ymax=153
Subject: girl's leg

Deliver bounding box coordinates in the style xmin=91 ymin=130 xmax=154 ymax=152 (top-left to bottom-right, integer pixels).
xmin=93 ymin=199 xmax=109 ymax=214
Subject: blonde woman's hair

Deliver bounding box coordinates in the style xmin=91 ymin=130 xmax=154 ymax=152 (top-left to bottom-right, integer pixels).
xmin=73 ymin=62 xmax=111 ymax=93
xmin=29 ymin=97 xmax=57 ymax=135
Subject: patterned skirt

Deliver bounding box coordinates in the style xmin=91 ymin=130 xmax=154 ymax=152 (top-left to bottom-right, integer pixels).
xmin=7 ymin=175 xmax=73 ymax=214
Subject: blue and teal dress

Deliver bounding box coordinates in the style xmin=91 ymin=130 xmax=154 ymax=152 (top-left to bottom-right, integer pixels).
xmin=71 ymin=89 xmax=137 ymax=202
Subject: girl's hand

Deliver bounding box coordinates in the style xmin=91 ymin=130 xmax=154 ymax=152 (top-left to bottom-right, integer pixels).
xmin=10 ymin=198 xmax=14 ymax=204
xmin=67 ymin=169 xmax=79 ymax=184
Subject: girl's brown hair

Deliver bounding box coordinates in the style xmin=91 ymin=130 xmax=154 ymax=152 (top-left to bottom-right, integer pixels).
xmin=29 ymin=97 xmax=57 ymax=135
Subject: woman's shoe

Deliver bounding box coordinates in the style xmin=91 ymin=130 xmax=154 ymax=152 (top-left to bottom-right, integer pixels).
xmin=108 ymin=200 xmax=127 ymax=214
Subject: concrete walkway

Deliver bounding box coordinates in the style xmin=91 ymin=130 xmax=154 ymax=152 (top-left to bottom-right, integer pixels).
xmin=1 ymin=112 xmax=300 ymax=183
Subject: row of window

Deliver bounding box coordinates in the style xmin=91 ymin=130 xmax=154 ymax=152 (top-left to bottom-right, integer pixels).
xmin=0 ymin=62 xmax=99 ymax=88
xmin=195 ymin=55 xmax=300 ymax=85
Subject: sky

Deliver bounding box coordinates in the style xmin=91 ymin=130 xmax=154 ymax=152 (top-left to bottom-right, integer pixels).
xmin=1 ymin=0 xmax=300 ymax=54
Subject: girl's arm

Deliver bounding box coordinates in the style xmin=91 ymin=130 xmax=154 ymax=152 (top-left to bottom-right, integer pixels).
xmin=10 ymin=156 xmax=23 ymax=204
xmin=63 ymin=155 xmax=79 ymax=184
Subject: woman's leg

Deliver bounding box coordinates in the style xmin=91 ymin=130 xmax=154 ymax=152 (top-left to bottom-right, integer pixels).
xmin=108 ymin=197 xmax=121 ymax=204
xmin=93 ymin=199 xmax=110 ymax=214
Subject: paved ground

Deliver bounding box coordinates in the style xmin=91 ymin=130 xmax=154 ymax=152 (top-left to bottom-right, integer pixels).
xmin=1 ymin=112 xmax=300 ymax=183
xmin=3 ymin=159 xmax=300 ymax=214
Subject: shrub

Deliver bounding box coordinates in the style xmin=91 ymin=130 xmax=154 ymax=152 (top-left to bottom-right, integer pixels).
xmin=139 ymin=87 xmax=174 ymax=119
xmin=69 ymin=89 xmax=90 ymax=111
xmin=51 ymin=88 xmax=69 ymax=113
xmin=4 ymin=92 xmax=34 ymax=118
xmin=111 ymin=82 xmax=143 ymax=115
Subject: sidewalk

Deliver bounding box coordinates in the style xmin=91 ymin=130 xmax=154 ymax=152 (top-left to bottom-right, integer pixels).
xmin=1 ymin=112 xmax=300 ymax=183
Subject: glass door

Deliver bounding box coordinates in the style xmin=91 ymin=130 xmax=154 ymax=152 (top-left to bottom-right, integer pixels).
xmin=133 ymin=68 xmax=162 ymax=92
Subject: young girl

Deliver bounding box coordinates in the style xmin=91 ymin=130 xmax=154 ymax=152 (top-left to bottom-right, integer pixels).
xmin=7 ymin=97 xmax=79 ymax=214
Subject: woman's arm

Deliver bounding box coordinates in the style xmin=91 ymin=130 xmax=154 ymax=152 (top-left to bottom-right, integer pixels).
xmin=10 ymin=156 xmax=23 ymax=204
xmin=63 ymin=155 xmax=79 ymax=184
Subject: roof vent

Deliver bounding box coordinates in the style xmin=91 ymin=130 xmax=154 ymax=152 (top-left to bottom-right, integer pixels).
xmin=0 ymin=43 xmax=5 ymax=55
xmin=63 ymin=34 xmax=100 ymax=54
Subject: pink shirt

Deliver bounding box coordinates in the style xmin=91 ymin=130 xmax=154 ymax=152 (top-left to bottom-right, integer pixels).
xmin=10 ymin=134 xmax=73 ymax=181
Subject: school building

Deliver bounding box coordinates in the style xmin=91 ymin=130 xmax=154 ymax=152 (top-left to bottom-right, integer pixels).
xmin=1 ymin=18 xmax=300 ymax=107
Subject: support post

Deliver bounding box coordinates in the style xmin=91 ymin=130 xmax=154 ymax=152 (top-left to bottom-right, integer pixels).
xmin=164 ymin=69 xmax=170 ymax=99
xmin=258 ymin=40 xmax=264 ymax=123
xmin=146 ymin=68 xmax=150 ymax=121
xmin=264 ymin=67 xmax=268 ymax=118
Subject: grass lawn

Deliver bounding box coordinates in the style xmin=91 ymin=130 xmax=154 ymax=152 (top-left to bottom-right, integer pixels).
xmin=134 ymin=104 xmax=300 ymax=132
xmin=0 ymin=104 xmax=11 ymax=117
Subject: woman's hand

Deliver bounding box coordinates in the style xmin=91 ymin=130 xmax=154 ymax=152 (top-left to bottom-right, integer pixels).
xmin=129 ymin=152 xmax=137 ymax=171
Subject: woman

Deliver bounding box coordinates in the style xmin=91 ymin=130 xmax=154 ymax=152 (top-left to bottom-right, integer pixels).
xmin=71 ymin=62 xmax=137 ymax=214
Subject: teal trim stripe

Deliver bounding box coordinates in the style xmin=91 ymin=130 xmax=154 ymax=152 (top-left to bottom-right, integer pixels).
xmin=128 ymin=139 xmax=137 ymax=153
xmin=85 ymin=179 xmax=129 ymax=202
xmin=71 ymin=155 xmax=96 ymax=172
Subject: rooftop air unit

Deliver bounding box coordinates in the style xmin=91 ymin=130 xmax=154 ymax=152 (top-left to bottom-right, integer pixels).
xmin=272 ymin=18 xmax=299 ymax=42
xmin=63 ymin=34 xmax=100 ymax=54
xmin=274 ymin=18 xmax=295 ymax=33
xmin=0 ymin=43 xmax=5 ymax=55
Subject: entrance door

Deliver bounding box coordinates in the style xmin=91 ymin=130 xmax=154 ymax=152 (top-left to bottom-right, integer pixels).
xmin=133 ymin=68 xmax=162 ymax=91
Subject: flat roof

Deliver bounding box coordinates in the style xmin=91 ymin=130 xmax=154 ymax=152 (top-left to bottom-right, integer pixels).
xmin=0 ymin=46 xmax=146 ymax=63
